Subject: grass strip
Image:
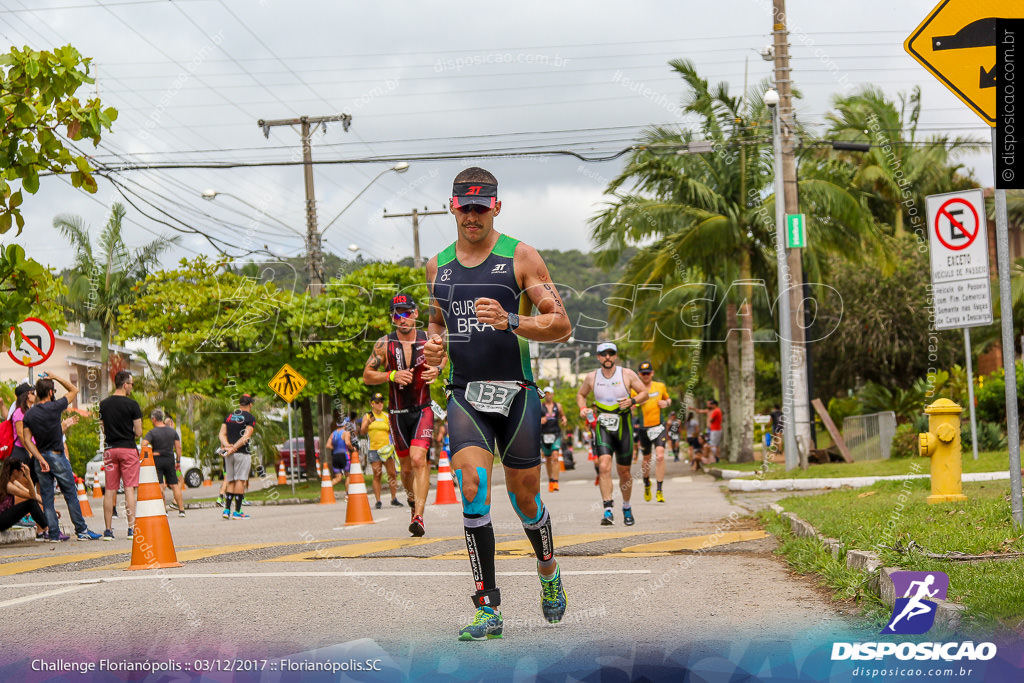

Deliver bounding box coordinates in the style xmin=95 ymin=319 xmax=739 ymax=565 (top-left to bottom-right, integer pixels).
xmin=774 ymin=479 xmax=1024 ymax=633
xmin=716 ymin=450 xmax=1009 ymax=480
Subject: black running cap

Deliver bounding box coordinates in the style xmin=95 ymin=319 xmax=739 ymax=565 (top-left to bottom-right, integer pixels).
xmin=391 ymin=293 xmax=416 ymax=311
xmin=638 ymin=361 xmax=653 ymax=373
xmin=452 ymin=182 xmax=497 ymax=209
xmin=371 ymin=392 xmax=384 ymax=402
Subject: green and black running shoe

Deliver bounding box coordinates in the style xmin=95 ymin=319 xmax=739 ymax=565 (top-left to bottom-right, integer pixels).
xmin=458 ymin=606 xmax=503 ymax=641
xmin=540 ymin=564 xmax=567 ymax=623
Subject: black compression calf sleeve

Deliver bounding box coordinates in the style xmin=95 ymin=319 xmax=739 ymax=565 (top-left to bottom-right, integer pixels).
xmin=235 ymin=494 xmax=244 ymax=512
xmin=523 ymin=506 xmax=554 ymax=563
xmin=464 ymin=513 xmax=498 ymax=606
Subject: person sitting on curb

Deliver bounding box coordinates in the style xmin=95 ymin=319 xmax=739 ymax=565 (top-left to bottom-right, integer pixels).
xmin=0 ymin=460 xmax=49 ymax=539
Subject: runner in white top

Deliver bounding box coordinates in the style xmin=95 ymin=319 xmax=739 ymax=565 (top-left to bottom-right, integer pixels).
xmin=575 ymin=342 xmax=647 ymax=526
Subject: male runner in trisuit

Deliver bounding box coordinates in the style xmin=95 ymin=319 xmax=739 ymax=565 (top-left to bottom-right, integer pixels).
xmin=363 ymin=294 xmax=440 ymax=536
xmin=424 ymin=166 xmax=571 ymax=641
xmin=633 ymin=361 xmax=672 ymax=502
xmin=576 ymin=342 xmax=648 ymax=526
xmin=540 ymin=386 xmax=567 ymax=492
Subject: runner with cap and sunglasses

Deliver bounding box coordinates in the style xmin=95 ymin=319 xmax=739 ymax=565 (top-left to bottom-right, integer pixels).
xmin=363 ymin=294 xmax=440 ymax=536
xmin=575 ymin=342 xmax=648 ymax=527
xmin=539 ymin=386 xmax=567 ymax=492
xmin=632 ymin=361 xmax=672 ymax=503
xmin=424 ymin=166 xmax=571 ymax=641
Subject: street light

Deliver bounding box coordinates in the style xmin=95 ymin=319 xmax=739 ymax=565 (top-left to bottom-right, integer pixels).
xmin=201 ymin=190 xmax=305 ymax=237
xmin=766 ymin=88 xmax=798 ymax=472
xmin=319 ymin=162 xmax=410 ymax=237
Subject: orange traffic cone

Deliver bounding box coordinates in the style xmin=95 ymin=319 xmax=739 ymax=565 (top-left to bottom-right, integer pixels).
xmin=203 ymin=475 xmax=212 ymax=487
xmin=277 ymin=461 xmax=287 ymax=485
xmin=559 ymin=452 xmax=566 ymax=472
xmin=93 ymin=471 xmax=104 ymax=498
xmin=433 ymin=453 xmax=459 ymax=505
xmin=76 ymin=476 xmax=93 ymax=517
xmin=343 ymin=458 xmax=374 ymax=526
xmin=319 ymin=462 xmax=337 ymax=505
xmin=128 ymin=445 xmax=182 ymax=570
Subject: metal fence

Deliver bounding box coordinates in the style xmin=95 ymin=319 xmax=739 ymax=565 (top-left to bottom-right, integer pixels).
xmin=842 ymin=411 xmax=897 ymax=461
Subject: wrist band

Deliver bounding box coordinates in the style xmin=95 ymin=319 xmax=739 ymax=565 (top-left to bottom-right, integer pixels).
xmin=389 ymin=370 xmax=397 ymax=382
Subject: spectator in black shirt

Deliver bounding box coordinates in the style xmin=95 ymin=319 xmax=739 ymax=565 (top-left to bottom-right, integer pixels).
xmin=99 ymin=371 xmax=143 ymax=540
xmin=22 ymin=373 xmax=101 ymax=541
xmin=142 ymin=409 xmax=184 ymax=517
xmin=219 ymin=394 xmax=256 ymax=519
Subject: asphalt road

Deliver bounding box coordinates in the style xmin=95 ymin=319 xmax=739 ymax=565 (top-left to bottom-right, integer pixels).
xmin=0 ymin=456 xmax=863 ymax=679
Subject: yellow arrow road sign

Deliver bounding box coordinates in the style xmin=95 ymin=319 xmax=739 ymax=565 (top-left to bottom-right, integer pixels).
xmin=904 ymin=0 xmax=1024 ymax=126
xmin=269 ymin=363 xmax=307 ymax=403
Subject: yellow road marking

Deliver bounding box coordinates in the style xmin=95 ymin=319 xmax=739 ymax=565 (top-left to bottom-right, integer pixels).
xmin=87 ymin=542 xmax=297 ymax=571
xmin=622 ymin=530 xmax=768 ymax=553
xmin=266 ymin=537 xmax=461 ymax=562
xmin=496 ymin=532 xmax=645 ymax=555
xmin=0 ymin=551 xmax=126 ymax=577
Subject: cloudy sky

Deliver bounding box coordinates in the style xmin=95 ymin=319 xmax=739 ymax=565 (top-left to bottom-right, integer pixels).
xmin=0 ymin=0 xmax=996 ymax=273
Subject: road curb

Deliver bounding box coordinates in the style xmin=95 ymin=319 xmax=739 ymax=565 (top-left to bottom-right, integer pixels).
xmin=768 ymin=504 xmax=965 ymax=630
xmin=0 ymin=527 xmax=37 ymax=545
xmin=731 ymin=470 xmax=1009 ymax=492
xmin=184 ymin=498 xmax=321 ymax=509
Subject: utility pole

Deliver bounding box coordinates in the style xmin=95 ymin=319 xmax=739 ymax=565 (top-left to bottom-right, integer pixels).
xmin=257 ymin=113 xmax=350 ymax=479
xmin=257 ymin=114 xmax=351 ymax=295
xmin=771 ymin=0 xmax=811 ymax=469
xmin=383 ymin=206 xmax=447 ymax=268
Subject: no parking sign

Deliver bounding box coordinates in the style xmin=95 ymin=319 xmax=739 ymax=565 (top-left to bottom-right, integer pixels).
xmin=7 ymin=317 xmax=56 ymax=367
xmin=926 ymin=189 xmax=992 ymax=330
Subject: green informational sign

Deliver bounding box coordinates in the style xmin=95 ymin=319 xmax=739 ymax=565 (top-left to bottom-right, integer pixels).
xmin=786 ymin=213 xmax=806 ymax=249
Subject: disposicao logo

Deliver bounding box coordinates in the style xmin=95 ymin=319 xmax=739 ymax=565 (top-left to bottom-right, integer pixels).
xmin=831 ymin=571 xmax=997 ymax=662
xmin=882 ymin=571 xmax=948 ymax=635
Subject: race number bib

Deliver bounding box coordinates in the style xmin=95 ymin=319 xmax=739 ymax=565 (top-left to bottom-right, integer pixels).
xmin=647 ymin=425 xmax=665 ymax=441
xmin=597 ymin=413 xmax=620 ymax=432
xmin=430 ymin=400 xmax=447 ymax=420
xmin=465 ymin=381 xmax=522 ymax=416
xmin=542 ymin=433 xmax=557 ymax=444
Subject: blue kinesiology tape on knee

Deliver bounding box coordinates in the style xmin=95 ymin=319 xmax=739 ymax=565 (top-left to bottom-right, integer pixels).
xmin=509 ymin=491 xmax=545 ymax=525
xmin=455 ymin=467 xmax=489 ymax=516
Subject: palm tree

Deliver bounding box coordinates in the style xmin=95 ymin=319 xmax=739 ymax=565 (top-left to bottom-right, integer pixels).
xmin=823 ymin=86 xmax=981 ymax=236
xmin=55 ymin=202 xmax=177 ymax=395
xmin=590 ymin=59 xmax=877 ymax=462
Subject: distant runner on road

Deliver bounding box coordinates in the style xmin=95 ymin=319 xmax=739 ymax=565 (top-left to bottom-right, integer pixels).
xmin=539 ymin=386 xmax=567 ymax=492
xmin=576 ymin=342 xmax=648 ymax=527
xmin=632 ymin=361 xmax=671 ymax=503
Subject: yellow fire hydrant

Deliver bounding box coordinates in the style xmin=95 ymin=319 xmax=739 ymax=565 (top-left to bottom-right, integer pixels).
xmin=918 ymin=398 xmax=967 ymax=504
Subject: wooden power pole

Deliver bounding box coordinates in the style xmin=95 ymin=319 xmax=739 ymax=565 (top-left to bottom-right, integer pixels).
xmin=383 ymin=206 xmax=447 ymax=268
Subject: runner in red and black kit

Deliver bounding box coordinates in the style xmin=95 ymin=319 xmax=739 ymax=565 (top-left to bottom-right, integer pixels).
xmin=363 ymin=293 xmax=440 ymax=537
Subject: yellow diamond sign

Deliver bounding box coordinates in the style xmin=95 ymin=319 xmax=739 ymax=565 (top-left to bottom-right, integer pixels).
xmin=904 ymin=1 xmax=1024 ymax=126
xmin=269 ymin=363 xmax=307 ymax=403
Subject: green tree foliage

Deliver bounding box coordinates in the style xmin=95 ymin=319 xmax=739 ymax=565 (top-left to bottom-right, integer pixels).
xmin=0 ymin=45 xmax=117 ymax=234
xmin=64 ymin=412 xmax=99 ymax=476
xmin=0 ymin=244 xmax=67 ymax=346
xmin=812 ymin=235 xmax=962 ymax=399
xmin=56 ymin=203 xmax=176 ymax=394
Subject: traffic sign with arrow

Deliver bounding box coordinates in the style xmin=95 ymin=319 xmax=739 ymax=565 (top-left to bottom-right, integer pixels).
xmin=904 ymin=0 xmax=1021 ymax=126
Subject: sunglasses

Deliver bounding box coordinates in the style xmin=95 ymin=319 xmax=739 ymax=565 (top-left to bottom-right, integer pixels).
xmin=456 ymin=204 xmax=492 ymax=214
xmin=392 ymin=310 xmax=414 ymax=319
xmin=640 ymin=371 xmax=653 ymax=375
xmin=597 ymin=351 xmax=616 ymax=357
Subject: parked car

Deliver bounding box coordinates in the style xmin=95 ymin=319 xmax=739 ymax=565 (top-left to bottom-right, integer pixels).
xmin=275 ymin=437 xmax=320 ymax=478
xmin=86 ymin=451 xmax=210 ymax=490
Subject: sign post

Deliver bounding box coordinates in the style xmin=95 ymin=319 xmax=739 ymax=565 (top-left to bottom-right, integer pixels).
xmin=926 ymin=189 xmax=992 ymax=461
xmin=269 ymin=363 xmax=308 ymax=496
xmin=908 ymin=2 xmax=1024 ymax=524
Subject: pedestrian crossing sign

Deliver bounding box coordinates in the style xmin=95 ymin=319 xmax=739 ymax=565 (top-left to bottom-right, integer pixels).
xmin=269 ymin=363 xmax=307 ymax=403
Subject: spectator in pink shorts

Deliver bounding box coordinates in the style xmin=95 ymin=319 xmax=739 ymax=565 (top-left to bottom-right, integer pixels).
xmin=99 ymin=371 xmax=143 ymax=541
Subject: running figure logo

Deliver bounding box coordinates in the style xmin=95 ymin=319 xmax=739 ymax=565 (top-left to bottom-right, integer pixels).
xmin=882 ymin=571 xmax=949 ymax=635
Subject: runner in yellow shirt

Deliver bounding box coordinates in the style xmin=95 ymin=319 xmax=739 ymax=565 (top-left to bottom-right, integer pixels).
xmin=631 ymin=361 xmax=672 ymax=502
xmin=361 ymin=393 xmax=403 ymax=510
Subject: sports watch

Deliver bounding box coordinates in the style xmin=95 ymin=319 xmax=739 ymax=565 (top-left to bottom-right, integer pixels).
xmin=506 ymin=312 xmax=520 ymax=333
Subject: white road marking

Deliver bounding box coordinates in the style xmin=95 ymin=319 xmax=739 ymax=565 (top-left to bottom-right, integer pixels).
xmin=672 ymin=476 xmax=693 ymax=483
xmin=0 ymin=584 xmax=91 ymax=608
xmin=0 ymin=569 xmax=651 ymax=590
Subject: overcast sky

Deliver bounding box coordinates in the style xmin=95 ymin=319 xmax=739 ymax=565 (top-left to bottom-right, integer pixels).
xmin=0 ymin=0 xmax=996 ymax=273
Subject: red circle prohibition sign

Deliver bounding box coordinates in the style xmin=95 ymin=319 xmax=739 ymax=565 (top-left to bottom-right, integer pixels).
xmin=934 ymin=198 xmax=979 ymax=251
xmin=7 ymin=317 xmax=56 ymax=367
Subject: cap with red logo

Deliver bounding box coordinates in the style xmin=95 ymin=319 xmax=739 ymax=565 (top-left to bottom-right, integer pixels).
xmin=452 ymin=181 xmax=497 ymax=210
xmin=391 ymin=294 xmax=416 ymax=312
